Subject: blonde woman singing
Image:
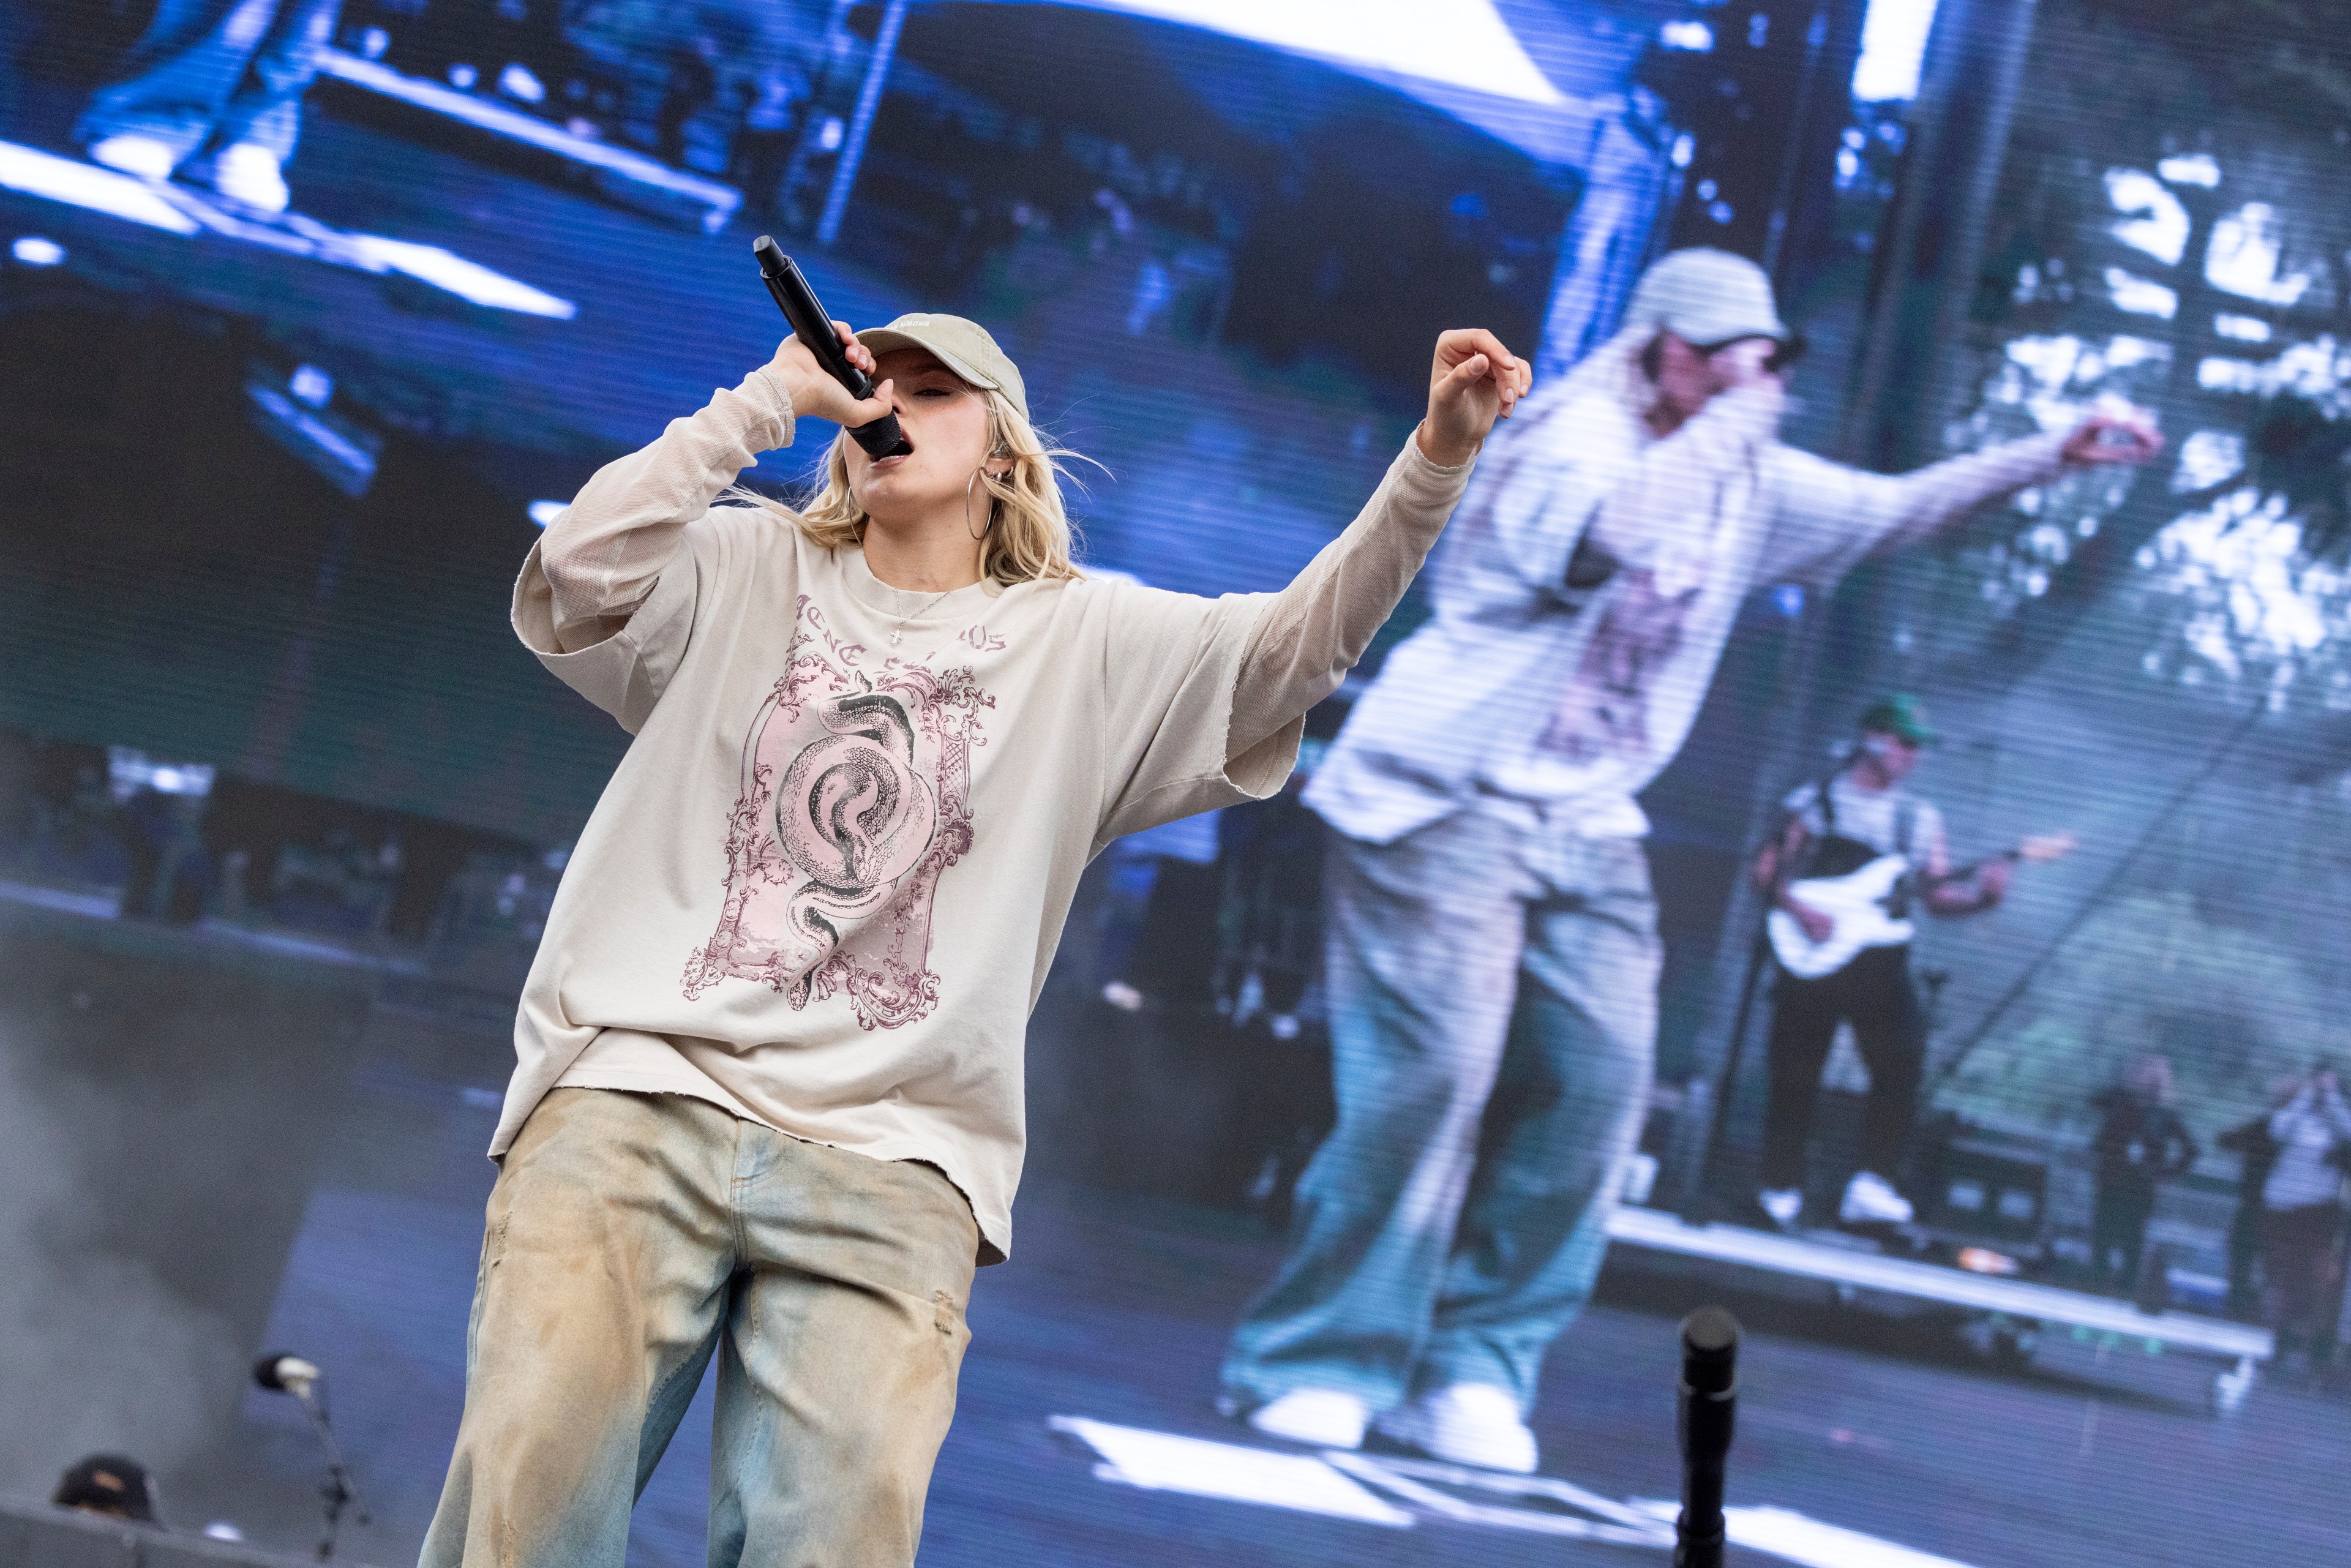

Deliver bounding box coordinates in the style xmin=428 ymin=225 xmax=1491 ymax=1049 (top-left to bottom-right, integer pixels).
xmin=421 ymin=309 xmax=1529 ymax=1567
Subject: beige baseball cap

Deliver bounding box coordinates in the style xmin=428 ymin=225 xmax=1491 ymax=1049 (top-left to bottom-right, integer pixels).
xmin=856 ymin=312 xmax=1029 ymax=421
xmin=1622 ymin=247 xmax=1788 ymax=347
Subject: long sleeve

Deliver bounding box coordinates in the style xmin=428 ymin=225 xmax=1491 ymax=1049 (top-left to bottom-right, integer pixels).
xmin=2270 ymin=1085 xmax=2317 ymax=1142
xmin=2265 ymin=1084 xmax=2351 ymax=1144
xmin=529 ymin=373 xmax=793 ymax=653
xmin=1758 ymin=432 xmax=2068 ymax=586
xmin=1226 ymin=437 xmax=1474 ymax=754
xmin=2324 ymin=1086 xmax=2351 ymax=1140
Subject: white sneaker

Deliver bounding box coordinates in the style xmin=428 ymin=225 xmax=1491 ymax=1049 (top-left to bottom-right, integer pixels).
xmin=209 ymin=142 xmax=290 ymax=212
xmin=1373 ymin=1384 xmax=1537 ymax=1474
xmin=1758 ymin=1186 xmax=1804 ymax=1229
xmin=1840 ymin=1170 xmax=1914 ymax=1225
xmin=89 ymin=133 xmax=179 ymax=179
xmin=1245 ymin=1388 xmax=1369 ymax=1449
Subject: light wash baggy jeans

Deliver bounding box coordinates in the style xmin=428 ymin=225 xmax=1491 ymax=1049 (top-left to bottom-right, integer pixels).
xmin=419 ymin=1087 xmax=978 ymax=1568
xmin=1222 ymin=800 xmax=1659 ymax=1414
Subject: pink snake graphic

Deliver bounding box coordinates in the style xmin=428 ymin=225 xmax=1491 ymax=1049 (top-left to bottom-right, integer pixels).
xmin=683 ymin=602 xmax=992 ymax=1027
xmin=771 ymin=689 xmax=938 ymax=959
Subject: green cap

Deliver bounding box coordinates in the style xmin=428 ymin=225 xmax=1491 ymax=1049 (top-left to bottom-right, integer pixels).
xmin=855 ymin=312 xmax=1029 ymax=421
xmin=1858 ymin=694 xmax=1938 ymax=745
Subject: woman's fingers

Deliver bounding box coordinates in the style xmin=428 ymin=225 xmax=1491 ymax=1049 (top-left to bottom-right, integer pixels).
xmin=1434 ymin=328 xmax=1532 ymax=407
xmin=1439 ymin=327 xmax=1521 ymax=377
xmin=847 ymin=377 xmax=894 ymax=425
xmin=1425 ymin=328 xmax=1534 ymax=446
xmin=830 ymin=318 xmax=879 ymax=377
xmin=1445 ymin=352 xmax=1491 ymax=389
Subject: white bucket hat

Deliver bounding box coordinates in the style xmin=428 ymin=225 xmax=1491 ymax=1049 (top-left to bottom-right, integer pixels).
xmin=1623 ymin=247 xmax=1788 ymax=347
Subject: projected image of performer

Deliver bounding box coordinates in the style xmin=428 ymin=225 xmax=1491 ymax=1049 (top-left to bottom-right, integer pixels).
xmin=422 ymin=306 xmax=1530 ymax=1566
xmin=1751 ymin=697 xmax=2050 ymax=1232
xmin=1219 ymin=247 xmax=2160 ymax=1474
xmin=76 ymin=0 xmax=343 ymax=213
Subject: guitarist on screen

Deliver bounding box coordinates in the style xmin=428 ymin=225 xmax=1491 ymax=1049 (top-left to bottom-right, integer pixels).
xmin=1749 ymin=697 xmax=2033 ymax=1231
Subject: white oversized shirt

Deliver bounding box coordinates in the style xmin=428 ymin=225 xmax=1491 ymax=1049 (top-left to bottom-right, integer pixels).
xmin=493 ymin=373 xmax=1472 ymax=1260
xmin=1307 ymin=354 xmax=2067 ymax=844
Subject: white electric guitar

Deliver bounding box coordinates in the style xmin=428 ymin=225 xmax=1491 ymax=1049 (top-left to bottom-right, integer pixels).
xmin=1766 ymin=834 xmax=2077 ymax=980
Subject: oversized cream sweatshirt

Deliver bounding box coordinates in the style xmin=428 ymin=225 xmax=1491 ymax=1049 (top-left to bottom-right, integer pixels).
xmin=494 ymin=372 xmax=1472 ymax=1260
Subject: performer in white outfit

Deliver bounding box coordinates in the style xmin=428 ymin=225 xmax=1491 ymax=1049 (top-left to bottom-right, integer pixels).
xmin=1220 ymin=247 xmax=2160 ymax=1473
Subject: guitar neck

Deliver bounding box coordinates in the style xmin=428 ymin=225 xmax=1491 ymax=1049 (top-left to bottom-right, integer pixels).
xmin=1940 ymin=846 xmax=2023 ymax=882
xmin=1929 ymin=839 xmax=2065 ymax=885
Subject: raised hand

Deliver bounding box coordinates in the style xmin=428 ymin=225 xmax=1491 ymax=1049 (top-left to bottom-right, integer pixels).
xmin=2061 ymin=408 xmax=2164 ymax=468
xmin=763 ymin=318 xmax=895 ymax=428
xmin=1418 ymin=328 xmax=1532 ymax=467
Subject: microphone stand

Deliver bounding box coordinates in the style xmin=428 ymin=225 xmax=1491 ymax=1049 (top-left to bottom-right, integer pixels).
xmin=1676 ymin=1307 xmax=1740 ymax=1568
xmin=1686 ymin=930 xmax=1770 ymax=1221
xmin=289 ymin=1381 xmax=366 ymax=1561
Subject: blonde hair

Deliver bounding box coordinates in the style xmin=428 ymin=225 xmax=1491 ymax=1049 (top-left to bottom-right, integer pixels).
xmin=733 ymin=389 xmax=1089 ymax=585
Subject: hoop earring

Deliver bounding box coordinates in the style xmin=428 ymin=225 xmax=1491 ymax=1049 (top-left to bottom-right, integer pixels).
xmin=965 ymin=467 xmax=997 ymax=541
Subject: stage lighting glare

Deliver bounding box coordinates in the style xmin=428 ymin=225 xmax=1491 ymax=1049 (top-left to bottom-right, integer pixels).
xmin=1956 ymin=1247 xmax=2022 ymax=1277
xmin=339 ymin=234 xmax=577 ymax=318
xmin=2158 ymin=151 xmax=2221 ymax=187
xmin=1853 ymin=0 xmax=1940 ymax=103
xmin=290 ymin=364 xmax=334 ymax=408
xmin=0 ymin=139 xmax=200 ymax=233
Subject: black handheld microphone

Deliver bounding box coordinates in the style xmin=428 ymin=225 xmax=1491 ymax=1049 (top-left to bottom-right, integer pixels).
xmin=1675 ymin=1307 xmax=1739 ymax=1568
xmin=751 ymin=236 xmax=909 ymax=459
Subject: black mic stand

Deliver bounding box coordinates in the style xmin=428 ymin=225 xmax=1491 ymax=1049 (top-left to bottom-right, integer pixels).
xmin=296 ymin=1384 xmax=364 ymax=1563
xmin=256 ymin=1356 xmax=369 ymax=1561
xmin=1676 ymin=1307 xmax=1740 ymax=1568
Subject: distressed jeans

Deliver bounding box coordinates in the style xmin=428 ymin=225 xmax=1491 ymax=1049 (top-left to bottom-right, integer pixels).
xmin=1223 ymin=801 xmax=1658 ymax=1413
xmin=419 ymin=1088 xmax=978 ymax=1568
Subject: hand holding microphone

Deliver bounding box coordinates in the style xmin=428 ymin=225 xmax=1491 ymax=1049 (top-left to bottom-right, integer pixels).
xmin=752 ymin=236 xmax=910 ymax=457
